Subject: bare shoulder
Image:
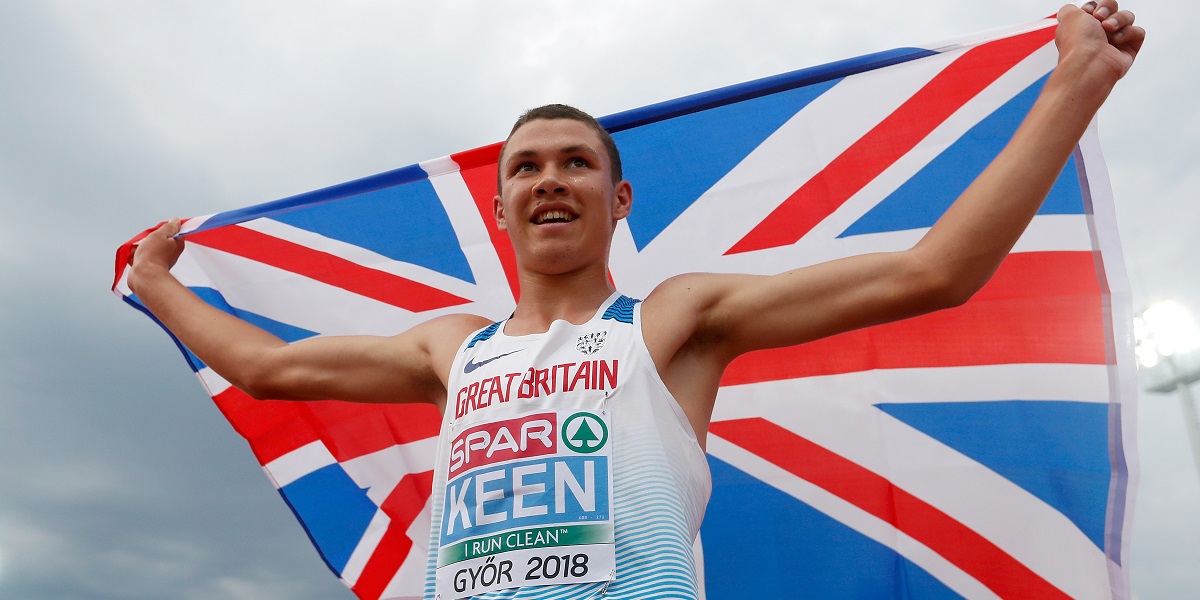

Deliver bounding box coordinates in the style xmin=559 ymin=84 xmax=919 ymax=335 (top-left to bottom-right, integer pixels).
xmin=643 ymin=273 xmax=710 ymax=325
xmin=643 ymin=272 xmax=758 ymax=325
xmin=406 ymin=312 xmax=494 ymax=360
xmin=410 ymin=312 xmax=495 ymax=338
xmin=366 ymin=312 xmax=494 ymax=392
xmin=641 ymin=272 xmax=753 ymax=364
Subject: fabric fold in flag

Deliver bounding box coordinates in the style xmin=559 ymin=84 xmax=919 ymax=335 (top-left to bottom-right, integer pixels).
xmin=114 ymin=14 xmax=1137 ymax=600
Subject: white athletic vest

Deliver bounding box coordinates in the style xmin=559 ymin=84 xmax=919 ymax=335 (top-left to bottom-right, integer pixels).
xmin=424 ymin=293 xmax=711 ymax=599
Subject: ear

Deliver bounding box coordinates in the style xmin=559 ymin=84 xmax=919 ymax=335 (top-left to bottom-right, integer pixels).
xmin=612 ymin=180 xmax=633 ymax=221
xmin=493 ymin=194 xmax=508 ymax=231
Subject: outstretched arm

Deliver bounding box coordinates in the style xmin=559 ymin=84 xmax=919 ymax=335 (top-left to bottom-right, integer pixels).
xmin=128 ymin=218 xmax=489 ymax=407
xmin=645 ymin=0 xmax=1143 ymax=437
xmin=910 ymin=0 xmax=1141 ymax=306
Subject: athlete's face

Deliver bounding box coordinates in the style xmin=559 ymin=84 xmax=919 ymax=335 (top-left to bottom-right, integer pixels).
xmin=494 ymin=119 xmax=632 ymax=275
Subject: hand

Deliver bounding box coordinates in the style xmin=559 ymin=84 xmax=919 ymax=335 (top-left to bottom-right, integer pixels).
xmin=129 ymin=218 xmax=185 ymax=291
xmin=1057 ymin=0 xmax=1145 ymax=85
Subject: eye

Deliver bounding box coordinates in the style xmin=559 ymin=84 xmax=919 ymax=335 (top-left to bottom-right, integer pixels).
xmin=514 ymin=162 xmax=537 ymax=174
xmin=567 ymin=157 xmax=589 ymax=168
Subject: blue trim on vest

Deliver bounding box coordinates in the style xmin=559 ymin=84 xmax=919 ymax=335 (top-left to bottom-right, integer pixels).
xmin=466 ymin=322 xmax=501 ymax=348
xmin=602 ymin=295 xmax=641 ymax=324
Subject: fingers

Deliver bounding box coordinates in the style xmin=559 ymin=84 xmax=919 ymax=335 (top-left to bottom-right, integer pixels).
xmin=1113 ymin=23 xmax=1145 ymax=65
xmin=127 ymin=217 xmax=189 ymax=292
xmin=133 ymin=217 xmax=185 ymax=260
xmin=1107 ymin=12 xmax=1140 ymax=48
xmin=1081 ymin=0 xmax=1136 ymax=32
xmin=159 ymin=216 xmax=182 ymax=237
xmin=1068 ymin=0 xmax=1144 ymax=61
xmin=1103 ymin=9 xmax=1135 ymax=35
xmin=1089 ymin=1 xmax=1143 ymax=61
xmin=1112 ymin=21 xmax=1144 ymax=48
xmin=1081 ymin=0 xmax=1116 ymax=19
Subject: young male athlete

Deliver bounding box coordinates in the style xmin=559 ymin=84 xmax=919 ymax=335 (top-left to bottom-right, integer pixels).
xmin=130 ymin=3 xmax=1142 ymax=598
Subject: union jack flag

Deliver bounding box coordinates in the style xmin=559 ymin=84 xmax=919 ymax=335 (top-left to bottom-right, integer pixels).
xmin=113 ymin=15 xmax=1137 ymax=600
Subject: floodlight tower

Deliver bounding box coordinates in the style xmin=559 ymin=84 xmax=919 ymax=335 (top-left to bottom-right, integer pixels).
xmin=1134 ymin=300 xmax=1200 ymax=480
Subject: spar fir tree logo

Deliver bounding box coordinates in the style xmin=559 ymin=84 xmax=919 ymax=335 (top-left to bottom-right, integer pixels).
xmin=561 ymin=412 xmax=608 ymax=454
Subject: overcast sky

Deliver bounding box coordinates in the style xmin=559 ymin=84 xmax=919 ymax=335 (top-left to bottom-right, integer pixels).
xmin=1 ymin=1 xmax=1195 ymax=598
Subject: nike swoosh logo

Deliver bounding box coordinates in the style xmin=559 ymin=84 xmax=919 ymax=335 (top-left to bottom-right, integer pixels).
xmin=464 ymin=349 xmax=525 ymax=374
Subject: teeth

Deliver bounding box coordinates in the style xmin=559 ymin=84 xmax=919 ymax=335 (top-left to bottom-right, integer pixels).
xmin=535 ymin=210 xmax=574 ymax=224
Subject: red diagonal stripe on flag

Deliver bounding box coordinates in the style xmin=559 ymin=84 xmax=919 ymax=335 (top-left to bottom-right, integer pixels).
xmin=725 ymin=25 xmax=1057 ymax=255
xmin=709 ymin=417 xmax=1071 ymax=599
xmin=454 ymin=144 xmax=524 ymax=301
xmin=186 ymin=225 xmax=471 ymax=312
xmin=722 ymin=251 xmax=1105 ymax=385
xmin=352 ymin=470 xmax=435 ymax=600
xmin=211 ymin=386 xmax=441 ymax=465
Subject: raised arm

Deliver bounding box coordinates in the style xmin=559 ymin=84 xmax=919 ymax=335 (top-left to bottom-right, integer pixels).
xmin=644 ymin=1 xmax=1142 ymax=437
xmin=128 ymin=219 xmax=489 ymax=408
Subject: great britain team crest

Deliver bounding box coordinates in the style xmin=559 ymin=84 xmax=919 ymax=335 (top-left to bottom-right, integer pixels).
xmin=576 ymin=331 xmax=607 ymax=355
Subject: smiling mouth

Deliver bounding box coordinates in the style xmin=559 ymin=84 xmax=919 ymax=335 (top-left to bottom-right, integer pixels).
xmin=532 ymin=210 xmax=577 ymax=224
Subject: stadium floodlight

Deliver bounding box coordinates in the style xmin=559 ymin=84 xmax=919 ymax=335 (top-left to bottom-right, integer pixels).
xmin=1135 ymin=300 xmax=1200 ymax=370
xmin=1135 ymin=300 xmax=1200 ymax=480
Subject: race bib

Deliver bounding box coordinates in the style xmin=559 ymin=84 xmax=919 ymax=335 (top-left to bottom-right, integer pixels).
xmin=435 ymin=410 xmax=616 ymax=599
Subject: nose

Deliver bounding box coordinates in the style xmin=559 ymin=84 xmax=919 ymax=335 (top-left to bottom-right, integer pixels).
xmin=534 ymin=165 xmax=569 ymax=197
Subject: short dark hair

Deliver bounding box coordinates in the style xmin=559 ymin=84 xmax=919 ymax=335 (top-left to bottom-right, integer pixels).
xmin=497 ymin=104 xmax=623 ymax=191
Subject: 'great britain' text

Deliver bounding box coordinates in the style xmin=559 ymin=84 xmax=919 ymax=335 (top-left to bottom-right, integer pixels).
xmin=455 ymin=360 xmax=618 ymax=419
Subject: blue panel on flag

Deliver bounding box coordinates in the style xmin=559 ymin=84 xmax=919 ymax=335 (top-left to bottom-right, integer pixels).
xmin=701 ymin=456 xmax=961 ymax=599
xmin=280 ymin=464 xmax=378 ymax=575
xmin=617 ymin=79 xmax=841 ymax=250
xmin=876 ymin=400 xmax=1109 ymax=549
xmin=840 ymin=74 xmax=1084 ymax=238
xmin=269 ymin=178 xmax=475 ymax=283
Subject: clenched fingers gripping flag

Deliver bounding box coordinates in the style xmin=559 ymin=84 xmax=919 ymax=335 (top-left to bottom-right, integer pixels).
xmin=113 ymin=15 xmax=1137 ymax=600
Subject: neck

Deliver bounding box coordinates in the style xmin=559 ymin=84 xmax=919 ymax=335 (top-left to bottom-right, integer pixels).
xmin=506 ymin=263 xmax=616 ymax=335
